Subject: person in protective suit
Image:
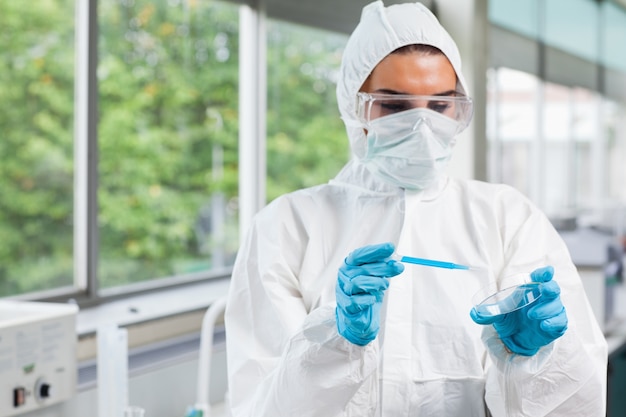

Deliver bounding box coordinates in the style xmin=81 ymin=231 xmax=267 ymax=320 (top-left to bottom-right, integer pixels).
xmin=224 ymin=1 xmax=607 ymax=416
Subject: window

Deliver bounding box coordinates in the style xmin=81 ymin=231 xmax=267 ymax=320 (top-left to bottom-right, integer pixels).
xmin=544 ymin=0 xmax=599 ymax=63
xmin=540 ymin=84 xmax=603 ymax=216
xmin=605 ymin=100 xmax=626 ymax=202
xmin=97 ymin=0 xmax=240 ymax=290
xmin=489 ymin=0 xmax=539 ymax=39
xmin=488 ymin=0 xmax=626 ymax=224
xmin=0 ymin=0 xmax=76 ymax=297
xmin=602 ymin=2 xmax=626 ymax=72
xmin=487 ymin=67 xmax=538 ymax=198
xmin=488 ymin=66 xmax=625 ymax=221
xmin=2 ymin=0 xmax=356 ymax=301
xmin=266 ymin=19 xmax=349 ymax=202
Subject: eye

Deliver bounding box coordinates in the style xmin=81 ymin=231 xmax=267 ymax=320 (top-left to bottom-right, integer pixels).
xmin=428 ymin=101 xmax=452 ymax=114
xmin=378 ymin=101 xmax=410 ymax=115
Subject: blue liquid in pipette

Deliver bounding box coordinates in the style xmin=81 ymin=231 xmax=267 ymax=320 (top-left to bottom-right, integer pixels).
xmin=396 ymin=255 xmax=471 ymax=270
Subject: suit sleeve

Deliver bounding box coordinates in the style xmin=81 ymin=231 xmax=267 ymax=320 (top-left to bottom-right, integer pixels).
xmin=224 ymin=202 xmax=379 ymax=417
xmin=483 ymin=203 xmax=607 ymax=417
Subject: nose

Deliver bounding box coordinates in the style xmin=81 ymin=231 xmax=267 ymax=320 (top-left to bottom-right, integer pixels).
xmin=411 ymin=116 xmax=429 ymax=132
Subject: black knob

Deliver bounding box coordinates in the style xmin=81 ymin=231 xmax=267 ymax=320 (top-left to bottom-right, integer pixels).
xmin=39 ymin=383 xmax=51 ymax=398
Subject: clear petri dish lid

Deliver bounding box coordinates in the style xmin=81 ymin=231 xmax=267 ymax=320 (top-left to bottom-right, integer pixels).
xmin=472 ymin=280 xmax=542 ymax=318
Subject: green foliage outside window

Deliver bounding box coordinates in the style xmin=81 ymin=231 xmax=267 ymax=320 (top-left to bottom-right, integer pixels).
xmin=266 ymin=21 xmax=349 ymax=200
xmin=98 ymin=0 xmax=241 ymax=287
xmin=0 ymin=0 xmax=76 ymax=295
xmin=0 ymin=0 xmax=349 ymax=297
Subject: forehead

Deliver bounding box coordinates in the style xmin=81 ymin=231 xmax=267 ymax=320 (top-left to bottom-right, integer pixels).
xmin=363 ymin=52 xmax=457 ymax=96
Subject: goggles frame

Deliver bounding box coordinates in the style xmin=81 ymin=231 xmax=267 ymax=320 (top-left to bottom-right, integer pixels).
xmin=356 ymin=92 xmax=474 ymax=129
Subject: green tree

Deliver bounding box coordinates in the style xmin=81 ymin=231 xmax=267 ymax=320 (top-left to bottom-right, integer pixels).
xmin=0 ymin=0 xmax=75 ymax=294
xmin=97 ymin=0 xmax=241 ymax=285
xmin=266 ymin=21 xmax=349 ymax=200
xmin=0 ymin=0 xmax=349 ymax=295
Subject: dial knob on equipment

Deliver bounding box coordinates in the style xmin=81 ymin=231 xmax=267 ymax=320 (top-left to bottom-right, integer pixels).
xmin=39 ymin=383 xmax=51 ymax=398
xmin=34 ymin=378 xmax=52 ymax=403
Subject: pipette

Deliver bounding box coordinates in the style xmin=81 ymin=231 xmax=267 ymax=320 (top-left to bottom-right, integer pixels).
xmin=392 ymin=253 xmax=472 ymax=270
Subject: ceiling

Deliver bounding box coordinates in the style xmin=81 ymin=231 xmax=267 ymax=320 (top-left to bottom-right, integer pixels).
xmin=266 ymin=0 xmax=435 ymax=34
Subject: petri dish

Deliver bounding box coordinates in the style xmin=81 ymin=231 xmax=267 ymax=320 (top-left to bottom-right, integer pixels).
xmin=472 ymin=281 xmax=542 ymax=319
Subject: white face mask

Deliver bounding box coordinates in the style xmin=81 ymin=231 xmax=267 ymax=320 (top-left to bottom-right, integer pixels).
xmin=359 ymin=108 xmax=461 ymax=190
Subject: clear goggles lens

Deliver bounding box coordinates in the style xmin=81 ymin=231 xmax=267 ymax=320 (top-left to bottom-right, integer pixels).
xmin=356 ymin=92 xmax=474 ymax=128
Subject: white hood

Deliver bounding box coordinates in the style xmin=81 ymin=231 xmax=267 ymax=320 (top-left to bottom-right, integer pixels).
xmin=336 ymin=1 xmax=469 ymax=159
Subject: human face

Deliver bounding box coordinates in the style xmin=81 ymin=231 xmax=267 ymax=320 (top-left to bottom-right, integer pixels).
xmin=358 ymin=51 xmax=463 ymax=123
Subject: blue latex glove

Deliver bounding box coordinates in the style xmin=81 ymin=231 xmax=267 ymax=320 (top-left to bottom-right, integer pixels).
xmin=470 ymin=266 xmax=568 ymax=356
xmin=335 ymin=242 xmax=404 ymax=346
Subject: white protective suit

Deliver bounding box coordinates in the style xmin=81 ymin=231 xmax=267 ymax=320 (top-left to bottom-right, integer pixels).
xmin=224 ymin=2 xmax=608 ymax=416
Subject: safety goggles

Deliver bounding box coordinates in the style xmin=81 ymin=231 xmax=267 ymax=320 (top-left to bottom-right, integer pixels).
xmin=356 ymin=92 xmax=474 ymax=129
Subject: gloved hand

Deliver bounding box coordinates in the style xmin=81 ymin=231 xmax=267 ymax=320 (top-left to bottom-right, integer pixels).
xmin=470 ymin=266 xmax=568 ymax=356
xmin=335 ymin=242 xmax=404 ymax=346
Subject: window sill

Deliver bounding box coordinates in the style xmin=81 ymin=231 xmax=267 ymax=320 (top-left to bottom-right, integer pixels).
xmin=76 ymin=277 xmax=230 ymax=361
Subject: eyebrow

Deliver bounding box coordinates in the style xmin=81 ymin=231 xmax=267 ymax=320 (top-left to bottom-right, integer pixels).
xmin=373 ymin=88 xmax=460 ymax=96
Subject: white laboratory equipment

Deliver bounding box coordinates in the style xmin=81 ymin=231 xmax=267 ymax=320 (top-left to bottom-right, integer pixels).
xmin=0 ymin=300 xmax=78 ymax=417
xmin=97 ymin=323 xmax=129 ymax=417
xmin=97 ymin=323 xmax=147 ymax=417
xmin=185 ymin=296 xmax=229 ymax=417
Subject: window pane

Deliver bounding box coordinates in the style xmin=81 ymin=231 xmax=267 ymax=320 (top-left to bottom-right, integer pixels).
xmin=605 ymin=100 xmax=626 ymax=201
xmin=540 ymin=85 xmax=601 ymax=217
xmin=266 ymin=20 xmax=349 ymax=202
xmin=488 ymin=0 xmax=539 ymax=39
xmin=544 ymin=0 xmax=599 ymax=63
xmin=98 ymin=0 xmax=239 ymax=289
xmin=571 ymin=88 xmax=597 ymax=210
xmin=543 ymin=82 xmax=572 ymax=216
xmin=0 ymin=1 xmax=75 ymax=296
xmin=602 ymin=2 xmax=626 ymax=72
xmin=487 ymin=67 xmax=538 ymax=196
